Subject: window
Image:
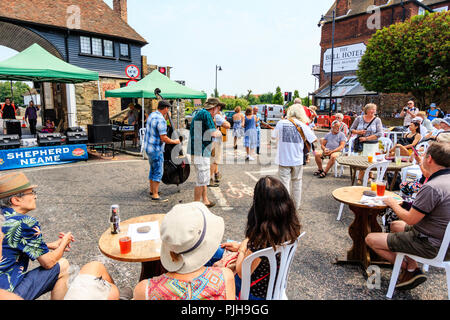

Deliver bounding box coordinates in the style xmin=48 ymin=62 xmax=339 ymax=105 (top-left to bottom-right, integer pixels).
xmin=103 ymin=40 xmax=113 ymax=57
xmin=80 ymin=36 xmax=91 ymax=54
xmin=120 ymin=43 xmax=130 ymax=58
xmin=92 ymin=38 xmax=102 ymax=56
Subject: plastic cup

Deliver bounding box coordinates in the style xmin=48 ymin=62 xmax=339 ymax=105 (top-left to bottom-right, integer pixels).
xmin=119 ymin=236 xmax=132 ymax=254
xmin=376 ymin=181 xmax=387 ymax=197
xmin=395 ymin=157 xmax=402 ymax=165
xmin=368 ymin=155 xmax=374 ymax=163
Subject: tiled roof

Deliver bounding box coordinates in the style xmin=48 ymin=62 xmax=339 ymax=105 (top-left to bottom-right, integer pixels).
xmin=0 ymin=0 xmax=147 ymax=44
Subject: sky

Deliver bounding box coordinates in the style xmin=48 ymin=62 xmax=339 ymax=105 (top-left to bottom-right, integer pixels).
xmin=0 ymin=0 xmax=332 ymax=98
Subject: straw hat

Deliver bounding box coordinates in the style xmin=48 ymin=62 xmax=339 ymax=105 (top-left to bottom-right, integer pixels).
xmin=159 ymin=202 xmax=224 ymax=274
xmin=0 ymin=172 xmax=37 ymax=199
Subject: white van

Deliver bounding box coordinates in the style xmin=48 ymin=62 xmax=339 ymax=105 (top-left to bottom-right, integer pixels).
xmin=256 ymin=104 xmax=284 ymax=126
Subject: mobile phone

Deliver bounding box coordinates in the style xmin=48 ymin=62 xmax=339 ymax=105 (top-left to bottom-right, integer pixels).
xmin=411 ymin=146 xmax=420 ymax=158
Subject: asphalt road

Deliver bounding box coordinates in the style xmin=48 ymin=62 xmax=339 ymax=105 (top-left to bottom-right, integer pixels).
xmin=17 ymin=128 xmax=447 ymax=300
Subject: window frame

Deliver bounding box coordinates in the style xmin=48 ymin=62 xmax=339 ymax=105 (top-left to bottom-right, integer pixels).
xmin=119 ymin=43 xmax=131 ymax=60
xmin=79 ymin=35 xmax=116 ymax=60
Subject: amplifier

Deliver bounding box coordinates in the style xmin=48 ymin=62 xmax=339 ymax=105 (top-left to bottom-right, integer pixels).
xmin=66 ymin=131 xmax=88 ymax=144
xmin=37 ymin=133 xmax=63 ymax=147
xmin=0 ymin=135 xmax=20 ymax=150
xmin=66 ymin=127 xmax=85 ymax=133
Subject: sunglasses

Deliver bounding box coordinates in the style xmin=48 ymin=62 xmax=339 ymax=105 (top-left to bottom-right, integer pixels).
xmin=20 ymin=190 xmax=37 ymax=197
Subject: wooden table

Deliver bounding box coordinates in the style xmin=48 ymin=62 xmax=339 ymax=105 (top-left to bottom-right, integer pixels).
xmin=98 ymin=214 xmax=166 ymax=281
xmin=336 ymin=155 xmax=413 ymax=190
xmin=332 ymin=186 xmax=403 ymax=278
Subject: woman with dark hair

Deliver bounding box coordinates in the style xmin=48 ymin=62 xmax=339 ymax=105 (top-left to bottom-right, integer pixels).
xmin=388 ymin=121 xmax=422 ymax=156
xmin=221 ymin=176 xmax=302 ymax=300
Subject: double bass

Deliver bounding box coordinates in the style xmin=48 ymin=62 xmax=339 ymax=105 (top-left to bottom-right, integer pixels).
xmin=154 ymin=88 xmax=190 ymax=186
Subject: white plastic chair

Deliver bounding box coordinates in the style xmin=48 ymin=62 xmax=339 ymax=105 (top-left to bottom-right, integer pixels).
xmin=139 ymin=128 xmax=147 ymax=159
xmin=379 ymin=137 xmax=393 ymax=154
xmin=336 ymin=161 xmax=389 ymax=221
xmin=239 ymin=232 xmax=306 ymax=300
xmin=416 ymin=141 xmax=429 ymax=154
xmin=401 ymin=164 xmax=422 ymax=183
xmin=386 ymin=222 xmax=450 ymax=299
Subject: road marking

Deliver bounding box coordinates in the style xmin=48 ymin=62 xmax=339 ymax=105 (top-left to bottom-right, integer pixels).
xmin=210 ymin=186 xmax=233 ymax=211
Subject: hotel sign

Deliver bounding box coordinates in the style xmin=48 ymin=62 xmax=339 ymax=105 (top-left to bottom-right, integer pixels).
xmin=323 ymin=43 xmax=366 ymax=73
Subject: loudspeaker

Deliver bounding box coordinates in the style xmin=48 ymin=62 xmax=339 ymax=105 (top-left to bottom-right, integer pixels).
xmin=37 ymin=133 xmax=63 ymax=147
xmin=66 ymin=131 xmax=88 ymax=144
xmin=92 ymin=100 xmax=110 ymax=125
xmin=5 ymin=120 xmax=22 ymax=137
xmin=0 ymin=135 xmax=20 ymax=150
xmin=88 ymin=124 xmax=112 ymax=143
xmin=66 ymin=127 xmax=84 ymax=133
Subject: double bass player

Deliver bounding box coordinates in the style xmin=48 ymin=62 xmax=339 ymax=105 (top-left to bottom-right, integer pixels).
xmin=143 ymin=100 xmax=180 ymax=202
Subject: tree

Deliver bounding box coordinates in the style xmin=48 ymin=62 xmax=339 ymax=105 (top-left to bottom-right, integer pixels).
xmin=357 ymin=12 xmax=450 ymax=108
xmin=0 ymin=81 xmax=31 ymax=105
xmin=293 ymin=90 xmax=300 ymax=100
xmin=259 ymin=92 xmax=273 ymax=104
xmin=273 ymin=86 xmax=284 ymax=105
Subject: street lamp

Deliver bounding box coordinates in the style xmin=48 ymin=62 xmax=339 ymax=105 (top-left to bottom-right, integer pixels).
xmin=318 ymin=0 xmax=339 ymax=117
xmin=215 ymin=65 xmax=222 ymax=98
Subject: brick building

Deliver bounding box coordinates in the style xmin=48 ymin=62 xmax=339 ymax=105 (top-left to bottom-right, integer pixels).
xmin=0 ymin=0 xmax=149 ymax=127
xmin=313 ymin=0 xmax=449 ymax=115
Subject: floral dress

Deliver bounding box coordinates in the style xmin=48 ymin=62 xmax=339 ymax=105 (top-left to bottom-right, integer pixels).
xmin=0 ymin=207 xmax=49 ymax=292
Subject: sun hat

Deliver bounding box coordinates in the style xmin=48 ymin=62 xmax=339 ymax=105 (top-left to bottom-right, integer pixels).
xmin=443 ymin=117 xmax=450 ymax=127
xmin=0 ymin=172 xmax=37 ymax=199
xmin=159 ymin=202 xmax=224 ymax=274
xmin=430 ymin=103 xmax=436 ymax=108
xmin=204 ymin=98 xmax=225 ymax=110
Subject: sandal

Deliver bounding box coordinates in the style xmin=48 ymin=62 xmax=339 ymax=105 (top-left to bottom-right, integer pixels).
xmin=314 ymin=169 xmax=324 ymax=176
xmin=318 ymin=171 xmax=327 ymax=178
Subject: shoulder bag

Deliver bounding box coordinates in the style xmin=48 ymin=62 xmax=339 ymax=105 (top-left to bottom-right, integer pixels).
xmin=353 ymin=116 xmax=378 ymax=153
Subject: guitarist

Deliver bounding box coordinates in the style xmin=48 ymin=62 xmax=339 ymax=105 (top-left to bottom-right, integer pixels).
xmin=143 ymin=100 xmax=180 ymax=202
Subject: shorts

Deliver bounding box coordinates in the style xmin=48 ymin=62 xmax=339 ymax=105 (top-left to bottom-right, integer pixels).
xmin=64 ymin=274 xmax=112 ymax=300
xmin=192 ymin=155 xmax=210 ymax=186
xmin=211 ymin=140 xmax=223 ymax=164
xmin=315 ymin=150 xmax=341 ymax=159
xmin=13 ymin=264 xmax=60 ymax=300
xmin=387 ymin=225 xmax=450 ymax=261
xmin=148 ymin=152 xmax=164 ymax=182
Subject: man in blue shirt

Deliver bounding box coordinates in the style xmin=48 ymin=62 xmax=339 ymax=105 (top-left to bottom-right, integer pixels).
xmin=0 ymin=172 xmax=74 ymax=300
xmin=144 ymin=100 xmax=180 ymax=202
xmin=187 ymin=98 xmax=223 ymax=208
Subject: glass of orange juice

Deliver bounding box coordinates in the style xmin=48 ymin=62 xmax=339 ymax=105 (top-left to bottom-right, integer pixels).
xmin=368 ymin=155 xmax=374 ymax=163
xmin=371 ymin=181 xmax=377 ymax=191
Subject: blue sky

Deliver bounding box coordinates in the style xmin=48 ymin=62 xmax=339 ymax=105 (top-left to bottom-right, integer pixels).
xmin=0 ymin=0 xmax=332 ymax=97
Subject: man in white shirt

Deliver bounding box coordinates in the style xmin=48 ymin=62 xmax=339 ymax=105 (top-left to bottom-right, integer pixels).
xmin=271 ymin=104 xmax=317 ymax=211
xmin=400 ymin=100 xmax=419 ymax=127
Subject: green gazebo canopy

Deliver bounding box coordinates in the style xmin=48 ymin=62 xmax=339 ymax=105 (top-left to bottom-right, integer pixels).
xmin=105 ymin=70 xmax=207 ymax=99
xmin=0 ymin=43 xmax=99 ymax=83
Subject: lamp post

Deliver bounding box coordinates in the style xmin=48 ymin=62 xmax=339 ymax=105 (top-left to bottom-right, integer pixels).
xmin=318 ymin=0 xmax=339 ymax=118
xmin=215 ymin=65 xmax=222 ymax=98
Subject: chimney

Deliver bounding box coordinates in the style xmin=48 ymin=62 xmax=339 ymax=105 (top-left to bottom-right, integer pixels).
xmin=336 ymin=0 xmax=351 ymax=17
xmin=113 ymin=0 xmax=128 ymax=23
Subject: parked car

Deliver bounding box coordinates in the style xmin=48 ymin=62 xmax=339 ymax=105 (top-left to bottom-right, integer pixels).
xmin=256 ymin=104 xmax=284 ymax=126
xmin=224 ymin=111 xmax=236 ymax=127
xmin=185 ymin=109 xmax=200 ymax=129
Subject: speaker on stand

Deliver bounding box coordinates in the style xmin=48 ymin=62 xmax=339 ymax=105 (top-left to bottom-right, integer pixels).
xmin=88 ymin=100 xmax=112 ymax=144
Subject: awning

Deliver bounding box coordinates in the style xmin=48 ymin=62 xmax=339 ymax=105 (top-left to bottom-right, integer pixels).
xmin=0 ymin=43 xmax=99 ymax=83
xmin=314 ymin=76 xmax=377 ymax=98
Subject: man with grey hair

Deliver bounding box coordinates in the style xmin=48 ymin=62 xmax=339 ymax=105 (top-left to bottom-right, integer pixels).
xmin=271 ymin=104 xmax=317 ymax=211
xmin=366 ymin=141 xmax=450 ymax=291
xmin=334 ymin=113 xmax=348 ymax=136
xmin=314 ymin=120 xmax=347 ymax=178
xmin=0 ymin=172 xmax=74 ymax=300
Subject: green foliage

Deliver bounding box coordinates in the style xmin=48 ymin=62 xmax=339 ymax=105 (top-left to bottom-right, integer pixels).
xmin=0 ymin=81 xmax=31 ymax=105
xmin=259 ymin=92 xmax=273 ymax=104
xmin=357 ymin=12 xmax=450 ymax=108
xmin=220 ymin=97 xmax=249 ymax=111
xmin=293 ymin=90 xmax=300 ymax=100
xmin=273 ymin=86 xmax=284 ymax=105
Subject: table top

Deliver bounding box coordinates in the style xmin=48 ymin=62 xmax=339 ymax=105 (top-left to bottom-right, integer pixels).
xmin=332 ymin=186 xmax=403 ymax=209
xmin=98 ymin=214 xmax=165 ymax=263
xmin=336 ymin=155 xmax=412 ymax=170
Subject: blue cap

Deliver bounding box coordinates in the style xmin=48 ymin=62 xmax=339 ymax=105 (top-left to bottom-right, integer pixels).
xmin=430 ymin=103 xmax=436 ymax=108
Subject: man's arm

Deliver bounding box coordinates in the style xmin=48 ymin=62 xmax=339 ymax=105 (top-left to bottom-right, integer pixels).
xmin=160 ymin=135 xmax=180 ymax=145
xmin=37 ymin=232 xmax=73 ymax=269
xmin=383 ymin=198 xmax=425 ymax=226
xmin=331 ymin=140 xmax=346 ymax=153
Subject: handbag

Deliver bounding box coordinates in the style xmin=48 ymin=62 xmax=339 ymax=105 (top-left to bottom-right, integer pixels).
xmin=353 ymin=116 xmax=378 ymax=153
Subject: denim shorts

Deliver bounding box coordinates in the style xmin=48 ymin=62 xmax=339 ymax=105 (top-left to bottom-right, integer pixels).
xmin=148 ymin=153 xmax=164 ymax=182
xmin=13 ymin=263 xmax=60 ymax=300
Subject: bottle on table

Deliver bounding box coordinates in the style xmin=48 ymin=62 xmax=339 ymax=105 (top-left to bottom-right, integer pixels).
xmin=110 ymin=204 xmax=120 ymax=234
